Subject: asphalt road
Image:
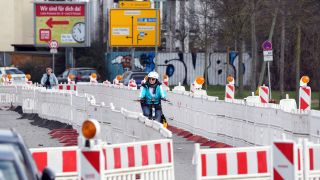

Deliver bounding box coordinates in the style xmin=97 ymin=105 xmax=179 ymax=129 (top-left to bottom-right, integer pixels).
xmin=0 ymin=109 xmax=61 ymax=148
xmin=0 ymin=109 xmax=196 ymax=180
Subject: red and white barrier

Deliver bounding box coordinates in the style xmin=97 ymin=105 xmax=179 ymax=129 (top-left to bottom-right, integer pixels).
xmin=80 ymin=149 xmax=104 ymax=180
xmin=128 ymin=79 xmax=137 ymax=90
xmin=259 ymin=85 xmax=269 ymax=104
xmin=299 ymin=86 xmax=311 ymax=110
xmin=272 ymin=141 xmax=299 ymax=179
xmin=302 ymin=140 xmax=320 ymax=179
xmin=103 ymin=139 xmax=174 ymax=179
xmin=225 ymin=84 xmax=235 ymax=101
xmin=194 ymin=144 xmax=271 ymax=179
xmin=30 ymin=146 xmax=78 ymax=178
xmin=30 ymin=139 xmax=174 ymax=180
xmin=58 ymin=84 xmax=77 ymax=91
xmin=194 ymin=140 xmax=305 ymax=180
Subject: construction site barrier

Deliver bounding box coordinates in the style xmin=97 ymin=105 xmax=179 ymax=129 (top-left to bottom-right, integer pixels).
xmin=76 ymin=83 xmax=320 ymax=147
xmin=30 ymin=146 xmax=78 ymax=180
xmin=193 ymin=139 xmax=307 ymax=180
xmin=0 ymin=84 xmax=171 ymax=144
xmin=30 ymin=139 xmax=174 ymax=180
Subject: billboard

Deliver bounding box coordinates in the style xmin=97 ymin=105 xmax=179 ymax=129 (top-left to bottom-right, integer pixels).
xmin=109 ymin=9 xmax=160 ymax=47
xmin=34 ymin=2 xmax=90 ymax=47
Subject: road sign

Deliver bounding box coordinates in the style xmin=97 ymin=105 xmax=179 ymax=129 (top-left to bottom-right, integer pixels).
xmin=48 ymin=40 xmax=59 ymax=49
xmin=262 ymin=40 xmax=272 ymax=51
xmin=50 ymin=48 xmax=58 ymax=54
xmin=263 ymin=50 xmax=273 ymax=62
xmin=119 ymin=1 xmax=151 ymax=9
xmin=34 ymin=2 xmax=90 ymax=47
xmin=109 ymin=9 xmax=160 ymax=47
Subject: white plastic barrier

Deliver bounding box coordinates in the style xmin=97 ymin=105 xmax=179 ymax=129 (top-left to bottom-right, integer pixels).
xmin=0 ymin=84 xmax=171 ymax=144
xmin=0 ymin=85 xmax=17 ymax=106
xmin=76 ymin=83 xmax=320 ymax=146
xmin=30 ymin=139 xmax=174 ymax=180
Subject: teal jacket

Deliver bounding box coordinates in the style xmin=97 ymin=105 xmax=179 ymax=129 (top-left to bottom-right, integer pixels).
xmin=139 ymin=82 xmax=166 ymax=104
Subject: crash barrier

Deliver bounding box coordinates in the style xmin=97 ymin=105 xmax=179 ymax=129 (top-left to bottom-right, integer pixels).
xmin=76 ymin=83 xmax=320 ymax=147
xmin=0 ymin=84 xmax=171 ymax=144
xmin=30 ymin=139 xmax=174 ymax=180
xmin=193 ymin=139 xmax=307 ymax=180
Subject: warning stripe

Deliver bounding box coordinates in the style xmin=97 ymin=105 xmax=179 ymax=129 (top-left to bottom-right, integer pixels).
xmin=201 ymin=154 xmax=207 ymax=176
xmin=257 ymin=151 xmax=268 ymax=173
xmin=82 ymin=151 xmax=100 ymax=173
xmin=32 ymin=152 xmax=47 ymax=172
xmin=259 ymin=86 xmax=269 ymax=103
xmin=127 ymin=146 xmax=135 ymax=167
xmin=58 ymin=84 xmax=77 ymax=91
xmin=217 ymin=153 xmax=227 ymax=175
xmin=310 ymin=148 xmax=314 ymax=170
xmin=273 ymin=142 xmax=295 ymax=180
xmin=63 ymin=151 xmax=77 ymax=172
xmin=225 ymin=84 xmax=235 ymax=99
xmin=298 ymin=148 xmax=301 ymax=171
xmin=302 ymin=86 xmax=311 ymax=95
xmin=299 ymin=86 xmax=311 ymax=110
xmin=237 ymin=152 xmax=247 ymax=174
xmin=275 ymin=143 xmax=294 ymax=164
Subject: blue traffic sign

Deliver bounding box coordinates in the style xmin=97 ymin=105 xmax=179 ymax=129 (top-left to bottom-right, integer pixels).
xmin=137 ymin=18 xmax=156 ymax=22
xmin=262 ymin=40 xmax=272 ymax=51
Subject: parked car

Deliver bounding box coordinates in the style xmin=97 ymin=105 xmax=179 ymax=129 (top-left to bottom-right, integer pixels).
xmin=0 ymin=144 xmax=28 ymax=180
xmin=57 ymin=68 xmax=100 ymax=83
xmin=0 ymin=129 xmax=54 ymax=180
xmin=0 ymin=67 xmax=26 ymax=84
xmin=121 ymin=71 xmax=148 ymax=88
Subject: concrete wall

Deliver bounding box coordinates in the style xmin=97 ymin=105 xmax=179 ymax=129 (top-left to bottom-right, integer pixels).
xmin=0 ymin=0 xmax=34 ymax=52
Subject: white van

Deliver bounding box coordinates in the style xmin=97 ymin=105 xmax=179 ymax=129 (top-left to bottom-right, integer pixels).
xmin=0 ymin=67 xmax=26 ymax=83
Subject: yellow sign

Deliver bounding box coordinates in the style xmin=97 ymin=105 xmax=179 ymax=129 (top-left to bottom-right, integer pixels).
xmin=109 ymin=9 xmax=160 ymax=47
xmin=34 ymin=2 xmax=90 ymax=47
xmin=119 ymin=1 xmax=151 ymax=9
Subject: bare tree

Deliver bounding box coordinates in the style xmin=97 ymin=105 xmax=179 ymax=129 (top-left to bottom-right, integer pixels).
xmin=279 ymin=0 xmax=286 ymax=99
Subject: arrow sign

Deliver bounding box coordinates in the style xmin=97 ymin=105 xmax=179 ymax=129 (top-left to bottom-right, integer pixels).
xmin=46 ymin=18 xmax=69 ymax=28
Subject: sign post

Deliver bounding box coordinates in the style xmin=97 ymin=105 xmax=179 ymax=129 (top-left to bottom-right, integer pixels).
xmin=262 ymin=40 xmax=273 ymax=100
xmin=49 ymin=40 xmax=59 ymax=73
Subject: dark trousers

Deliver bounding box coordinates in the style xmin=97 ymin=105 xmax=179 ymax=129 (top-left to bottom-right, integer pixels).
xmin=141 ymin=103 xmax=162 ymax=123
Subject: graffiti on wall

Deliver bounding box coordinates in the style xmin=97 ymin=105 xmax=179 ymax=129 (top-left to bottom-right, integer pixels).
xmin=105 ymin=52 xmax=252 ymax=85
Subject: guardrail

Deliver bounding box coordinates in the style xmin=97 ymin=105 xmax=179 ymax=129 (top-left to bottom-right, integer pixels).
xmin=0 ymin=84 xmax=171 ymax=144
xmin=76 ymin=83 xmax=320 ymax=146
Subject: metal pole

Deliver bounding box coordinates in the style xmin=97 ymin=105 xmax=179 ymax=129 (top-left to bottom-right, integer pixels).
xmin=3 ymin=52 xmax=5 ymax=67
xmin=131 ymin=47 xmax=135 ymax=70
xmin=154 ymin=1 xmax=159 ymax=71
xmin=52 ymin=53 xmax=55 ymax=73
xmin=268 ymin=61 xmax=272 ymax=99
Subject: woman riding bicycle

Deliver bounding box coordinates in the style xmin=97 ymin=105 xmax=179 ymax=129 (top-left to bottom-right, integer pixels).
xmin=139 ymin=71 xmax=166 ymax=122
